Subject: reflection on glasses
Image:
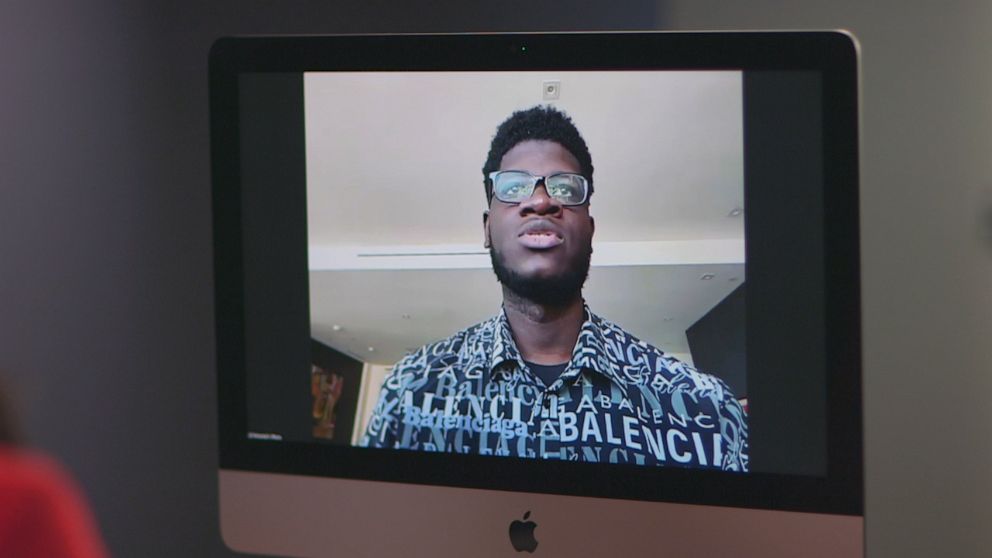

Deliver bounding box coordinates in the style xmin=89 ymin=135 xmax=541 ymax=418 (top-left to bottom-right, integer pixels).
xmin=489 ymin=171 xmax=589 ymax=206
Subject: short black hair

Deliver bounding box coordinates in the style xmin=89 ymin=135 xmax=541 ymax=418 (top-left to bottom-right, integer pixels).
xmin=482 ymin=105 xmax=594 ymax=203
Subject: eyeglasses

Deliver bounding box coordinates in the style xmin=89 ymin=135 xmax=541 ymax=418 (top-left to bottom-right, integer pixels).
xmin=488 ymin=171 xmax=589 ymax=206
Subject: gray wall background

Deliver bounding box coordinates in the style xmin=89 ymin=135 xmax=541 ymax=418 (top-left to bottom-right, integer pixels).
xmin=1 ymin=1 xmax=989 ymax=557
xmin=664 ymin=4 xmax=992 ymax=557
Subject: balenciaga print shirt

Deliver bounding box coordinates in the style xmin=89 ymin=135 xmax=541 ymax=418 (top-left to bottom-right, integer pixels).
xmin=359 ymin=307 xmax=749 ymax=471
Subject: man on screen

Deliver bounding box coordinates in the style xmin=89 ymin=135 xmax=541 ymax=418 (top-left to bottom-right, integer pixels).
xmin=360 ymin=106 xmax=748 ymax=471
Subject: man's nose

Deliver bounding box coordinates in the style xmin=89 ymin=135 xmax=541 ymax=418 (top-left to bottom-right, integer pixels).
xmin=518 ymin=181 xmax=562 ymax=215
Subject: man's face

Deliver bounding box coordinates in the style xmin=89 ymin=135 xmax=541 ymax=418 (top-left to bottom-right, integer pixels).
xmin=485 ymin=140 xmax=594 ymax=306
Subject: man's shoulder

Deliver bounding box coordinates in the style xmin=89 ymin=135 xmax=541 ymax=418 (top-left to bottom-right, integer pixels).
xmin=587 ymin=310 xmax=732 ymax=396
xmin=392 ymin=316 xmax=496 ymax=371
xmin=587 ymin=309 xmax=669 ymax=360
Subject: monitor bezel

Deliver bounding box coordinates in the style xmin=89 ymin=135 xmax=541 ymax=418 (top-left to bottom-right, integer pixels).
xmin=210 ymin=31 xmax=862 ymax=516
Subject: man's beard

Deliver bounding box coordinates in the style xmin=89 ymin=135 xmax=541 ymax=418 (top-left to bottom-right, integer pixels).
xmin=489 ymin=245 xmax=591 ymax=307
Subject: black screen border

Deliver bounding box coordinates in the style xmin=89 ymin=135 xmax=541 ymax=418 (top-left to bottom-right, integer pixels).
xmin=210 ymin=32 xmax=862 ymax=515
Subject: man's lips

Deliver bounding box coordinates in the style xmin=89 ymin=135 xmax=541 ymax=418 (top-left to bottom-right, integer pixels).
xmin=519 ymin=231 xmax=564 ymax=249
xmin=518 ymin=220 xmax=564 ymax=249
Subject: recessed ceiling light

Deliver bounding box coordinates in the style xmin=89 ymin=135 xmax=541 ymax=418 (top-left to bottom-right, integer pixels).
xmin=728 ymin=207 xmax=743 ymax=217
xmin=331 ymin=324 xmax=342 ymax=331
xmin=700 ymin=273 xmax=716 ymax=281
xmin=367 ymin=346 xmax=375 ymax=352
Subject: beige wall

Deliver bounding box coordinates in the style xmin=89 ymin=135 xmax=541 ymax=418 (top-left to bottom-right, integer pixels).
xmin=659 ymin=3 xmax=992 ymax=557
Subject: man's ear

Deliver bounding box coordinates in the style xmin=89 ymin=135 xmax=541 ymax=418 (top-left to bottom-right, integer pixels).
xmin=483 ymin=210 xmax=491 ymax=248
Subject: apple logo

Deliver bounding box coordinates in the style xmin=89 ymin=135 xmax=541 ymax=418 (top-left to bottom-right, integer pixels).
xmin=508 ymin=511 xmax=538 ymax=553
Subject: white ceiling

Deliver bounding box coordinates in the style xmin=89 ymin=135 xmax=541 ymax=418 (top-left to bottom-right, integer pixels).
xmin=303 ymin=70 xmax=744 ymax=367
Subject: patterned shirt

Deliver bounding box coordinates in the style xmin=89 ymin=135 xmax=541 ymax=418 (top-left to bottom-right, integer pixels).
xmin=360 ymin=307 xmax=748 ymax=471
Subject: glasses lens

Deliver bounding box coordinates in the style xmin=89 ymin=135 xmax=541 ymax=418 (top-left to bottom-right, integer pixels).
xmin=492 ymin=171 xmax=535 ymax=203
xmin=545 ymin=174 xmax=587 ymax=205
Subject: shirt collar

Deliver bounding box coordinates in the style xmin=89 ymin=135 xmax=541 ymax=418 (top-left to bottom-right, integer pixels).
xmin=488 ymin=307 xmax=521 ymax=376
xmin=569 ymin=308 xmax=619 ymax=381
xmin=486 ymin=305 xmax=629 ymax=393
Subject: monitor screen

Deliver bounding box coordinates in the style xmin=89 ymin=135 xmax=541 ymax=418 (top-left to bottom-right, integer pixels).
xmin=212 ymin=32 xmax=862 ymax=557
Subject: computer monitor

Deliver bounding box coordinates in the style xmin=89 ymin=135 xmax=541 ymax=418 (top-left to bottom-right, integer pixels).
xmin=211 ymin=32 xmax=862 ymax=557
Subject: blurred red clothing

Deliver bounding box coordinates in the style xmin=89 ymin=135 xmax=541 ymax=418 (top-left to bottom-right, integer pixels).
xmin=0 ymin=447 xmax=108 ymax=558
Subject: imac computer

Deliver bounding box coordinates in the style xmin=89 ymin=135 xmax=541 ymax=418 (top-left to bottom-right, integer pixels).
xmin=210 ymin=32 xmax=862 ymax=557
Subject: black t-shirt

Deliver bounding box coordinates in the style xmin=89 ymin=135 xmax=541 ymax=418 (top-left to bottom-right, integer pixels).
xmin=524 ymin=360 xmax=568 ymax=388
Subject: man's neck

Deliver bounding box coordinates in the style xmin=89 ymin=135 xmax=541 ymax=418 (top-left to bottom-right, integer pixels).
xmin=501 ymin=287 xmax=585 ymax=365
